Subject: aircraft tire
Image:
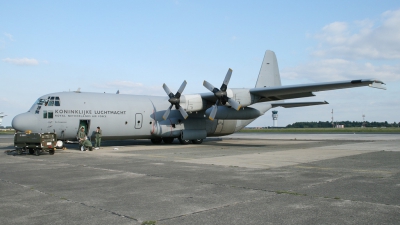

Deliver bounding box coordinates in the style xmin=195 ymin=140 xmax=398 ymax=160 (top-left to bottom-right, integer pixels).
xmin=178 ymin=138 xmax=191 ymax=145
xmin=191 ymin=139 xmax=203 ymax=144
xmin=151 ymin=138 xmax=162 ymax=144
xmin=49 ymin=150 xmax=55 ymax=155
xmin=162 ymin=137 xmax=174 ymax=144
xmin=17 ymin=148 xmax=23 ymax=155
xmin=35 ymin=149 xmax=40 ymax=156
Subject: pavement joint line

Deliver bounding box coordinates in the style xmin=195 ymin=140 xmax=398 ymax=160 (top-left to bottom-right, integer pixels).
xmin=157 ymin=198 xmax=266 ymax=222
xmin=0 ymin=178 xmax=140 ymax=222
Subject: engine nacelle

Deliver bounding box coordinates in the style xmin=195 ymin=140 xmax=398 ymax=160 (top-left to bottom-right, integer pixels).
xmin=227 ymin=88 xmax=253 ymax=108
xmin=180 ymin=94 xmax=204 ymax=112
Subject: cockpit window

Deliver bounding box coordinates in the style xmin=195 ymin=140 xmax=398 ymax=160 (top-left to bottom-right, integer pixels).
xmin=55 ymin=97 xmax=60 ymax=106
xmin=36 ymin=98 xmax=46 ymax=105
xmin=30 ymin=96 xmax=60 ymax=113
xmin=44 ymin=96 xmax=60 ymax=106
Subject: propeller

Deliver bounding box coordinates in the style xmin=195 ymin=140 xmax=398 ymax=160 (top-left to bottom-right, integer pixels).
xmin=162 ymin=80 xmax=188 ymax=120
xmin=203 ymin=68 xmax=241 ymax=120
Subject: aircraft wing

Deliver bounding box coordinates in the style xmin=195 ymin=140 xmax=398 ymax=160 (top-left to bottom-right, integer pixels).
xmin=250 ymin=79 xmax=386 ymax=103
xmin=271 ymin=101 xmax=328 ymax=108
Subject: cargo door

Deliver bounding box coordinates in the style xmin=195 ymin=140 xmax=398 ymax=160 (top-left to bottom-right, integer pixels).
xmin=78 ymin=120 xmax=91 ymax=136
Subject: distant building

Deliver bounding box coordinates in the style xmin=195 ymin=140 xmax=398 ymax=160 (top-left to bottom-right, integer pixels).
xmin=272 ymin=110 xmax=278 ymax=127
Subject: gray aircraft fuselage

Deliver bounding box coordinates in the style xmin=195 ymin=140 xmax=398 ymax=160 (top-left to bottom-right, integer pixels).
xmin=12 ymin=91 xmax=264 ymax=141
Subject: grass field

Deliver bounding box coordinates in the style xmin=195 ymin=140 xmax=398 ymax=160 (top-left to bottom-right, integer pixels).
xmin=0 ymin=130 xmax=15 ymax=135
xmin=241 ymin=127 xmax=400 ymax=133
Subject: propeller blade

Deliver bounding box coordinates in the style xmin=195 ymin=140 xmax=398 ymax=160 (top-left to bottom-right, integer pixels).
xmin=178 ymin=106 xmax=188 ymax=119
xmin=203 ymin=80 xmax=217 ymax=92
xmin=177 ymin=80 xmax=187 ymax=95
xmin=223 ymin=68 xmax=232 ymax=86
xmin=209 ymin=105 xmax=218 ymax=121
xmin=162 ymin=105 xmax=173 ymax=120
xmin=162 ymin=83 xmax=173 ymax=96
xmin=228 ymin=98 xmax=241 ymax=111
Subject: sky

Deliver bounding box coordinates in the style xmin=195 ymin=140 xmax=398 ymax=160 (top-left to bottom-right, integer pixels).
xmin=1 ymin=0 xmax=400 ymax=127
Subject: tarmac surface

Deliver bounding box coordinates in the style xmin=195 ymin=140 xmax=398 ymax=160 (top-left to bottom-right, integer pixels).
xmin=1 ymin=133 xmax=399 ymax=225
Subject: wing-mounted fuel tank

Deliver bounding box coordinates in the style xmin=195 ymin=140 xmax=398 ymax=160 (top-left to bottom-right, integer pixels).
xmin=205 ymin=104 xmax=271 ymax=120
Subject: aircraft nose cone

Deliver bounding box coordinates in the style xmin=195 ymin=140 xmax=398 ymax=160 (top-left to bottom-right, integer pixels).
xmin=12 ymin=113 xmax=38 ymax=132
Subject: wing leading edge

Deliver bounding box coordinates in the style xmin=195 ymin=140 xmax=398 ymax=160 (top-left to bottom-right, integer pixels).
xmin=250 ymin=79 xmax=385 ymax=103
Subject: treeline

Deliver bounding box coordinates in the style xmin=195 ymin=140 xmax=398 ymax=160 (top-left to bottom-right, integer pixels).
xmin=286 ymin=121 xmax=398 ymax=128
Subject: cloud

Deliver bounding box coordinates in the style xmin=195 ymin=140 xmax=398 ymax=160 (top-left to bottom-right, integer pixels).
xmin=4 ymin=33 xmax=14 ymax=41
xmin=2 ymin=57 xmax=40 ymax=66
xmin=311 ymin=9 xmax=400 ymax=60
xmin=283 ymin=9 xmax=400 ymax=83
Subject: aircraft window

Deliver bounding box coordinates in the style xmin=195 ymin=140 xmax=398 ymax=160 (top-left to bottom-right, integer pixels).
xmin=50 ymin=96 xmax=55 ymax=100
xmin=36 ymin=98 xmax=45 ymax=105
xmin=48 ymin=111 xmax=53 ymax=119
xmin=35 ymin=106 xmax=41 ymax=114
xmin=43 ymin=110 xmax=48 ymax=118
xmin=48 ymin=101 xmax=54 ymax=106
xmin=54 ymin=96 xmax=60 ymax=106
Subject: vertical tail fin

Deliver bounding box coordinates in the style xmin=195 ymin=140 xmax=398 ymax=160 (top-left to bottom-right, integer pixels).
xmin=255 ymin=50 xmax=282 ymax=88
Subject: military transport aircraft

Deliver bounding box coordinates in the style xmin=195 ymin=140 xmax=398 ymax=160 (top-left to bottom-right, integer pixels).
xmin=12 ymin=50 xmax=386 ymax=147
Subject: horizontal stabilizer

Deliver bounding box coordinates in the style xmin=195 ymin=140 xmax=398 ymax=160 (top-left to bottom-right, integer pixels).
xmin=272 ymin=101 xmax=328 ymax=108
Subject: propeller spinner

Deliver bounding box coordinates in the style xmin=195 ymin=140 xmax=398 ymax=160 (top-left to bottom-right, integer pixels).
xmin=203 ymin=68 xmax=241 ymax=120
xmin=162 ymin=80 xmax=189 ymax=120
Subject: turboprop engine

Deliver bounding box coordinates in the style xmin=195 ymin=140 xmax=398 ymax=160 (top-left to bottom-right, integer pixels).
xmin=227 ymin=88 xmax=253 ymax=108
xmin=179 ymin=94 xmax=204 ymax=112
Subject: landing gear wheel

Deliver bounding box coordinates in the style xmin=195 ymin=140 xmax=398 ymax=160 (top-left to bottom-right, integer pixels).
xmin=49 ymin=150 xmax=55 ymax=155
xmin=35 ymin=149 xmax=40 ymax=156
xmin=17 ymin=148 xmax=23 ymax=155
xmin=191 ymin=139 xmax=203 ymax=144
xmin=150 ymin=138 xmax=162 ymax=144
xmin=178 ymin=138 xmax=191 ymax=145
xmin=29 ymin=149 xmax=34 ymax=155
xmin=162 ymin=137 xmax=174 ymax=144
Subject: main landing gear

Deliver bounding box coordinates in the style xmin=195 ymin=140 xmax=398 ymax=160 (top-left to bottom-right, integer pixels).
xmin=150 ymin=138 xmax=203 ymax=145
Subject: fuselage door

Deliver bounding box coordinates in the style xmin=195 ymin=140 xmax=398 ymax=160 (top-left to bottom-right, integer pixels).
xmin=135 ymin=113 xmax=143 ymax=129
